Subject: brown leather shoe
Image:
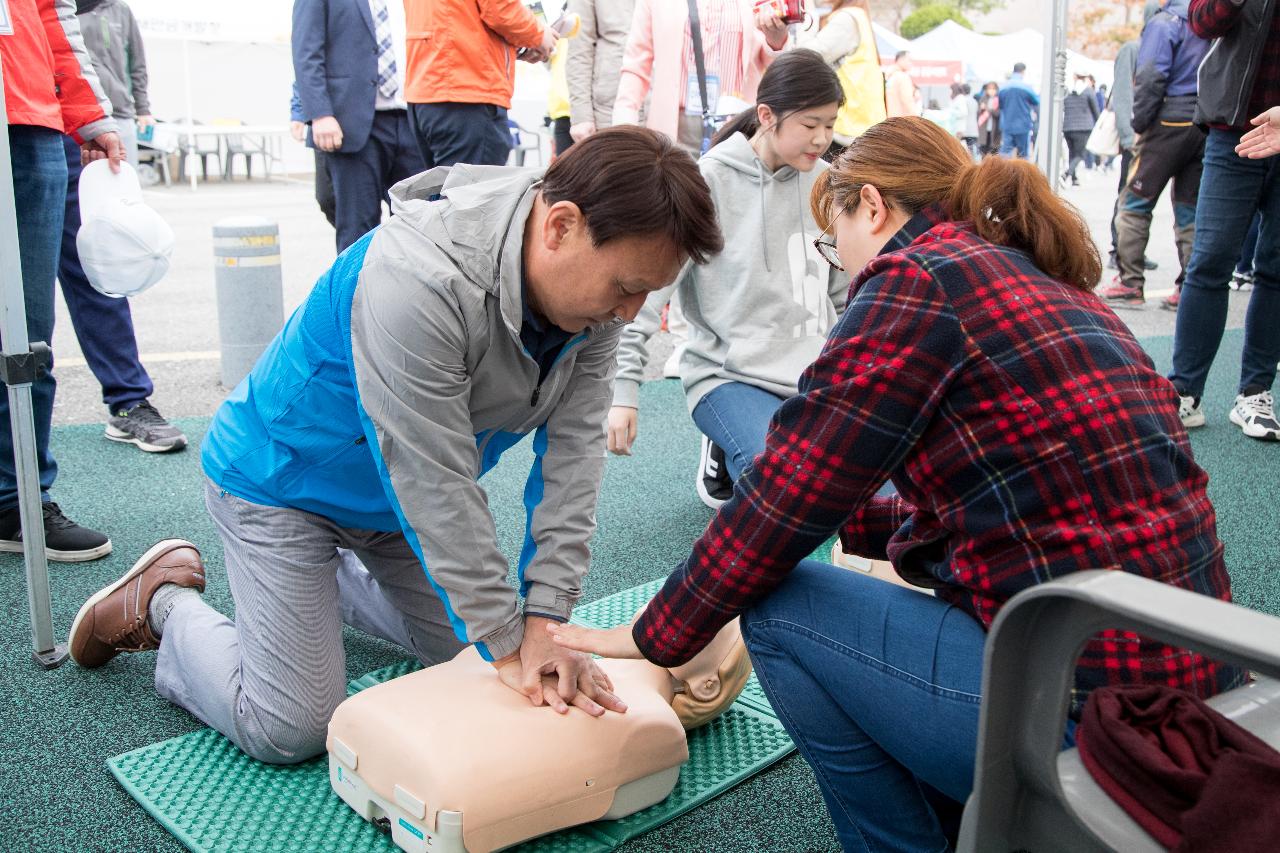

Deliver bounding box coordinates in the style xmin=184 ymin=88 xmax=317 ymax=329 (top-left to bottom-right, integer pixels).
xmin=69 ymin=539 xmax=205 ymax=668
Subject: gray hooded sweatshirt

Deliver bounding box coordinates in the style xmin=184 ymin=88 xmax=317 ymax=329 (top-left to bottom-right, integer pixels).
xmin=613 ymin=131 xmax=847 ymax=412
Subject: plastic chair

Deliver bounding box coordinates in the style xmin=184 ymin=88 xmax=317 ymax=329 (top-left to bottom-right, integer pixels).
xmin=216 ymin=119 xmax=272 ymax=181
xmin=175 ymin=119 xmax=222 ymax=181
xmin=136 ymin=122 xmax=177 ymax=187
xmin=507 ymin=119 xmax=543 ymax=167
xmin=958 ymin=571 xmax=1280 ymax=852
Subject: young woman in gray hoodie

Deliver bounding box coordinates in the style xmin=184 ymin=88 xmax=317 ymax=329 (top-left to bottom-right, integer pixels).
xmin=608 ymin=50 xmax=847 ymax=507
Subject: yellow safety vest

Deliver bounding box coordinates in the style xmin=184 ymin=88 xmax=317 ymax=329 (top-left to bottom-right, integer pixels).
xmin=833 ymin=7 xmax=887 ymax=140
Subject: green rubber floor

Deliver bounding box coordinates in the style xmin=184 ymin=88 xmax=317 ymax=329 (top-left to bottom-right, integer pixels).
xmin=4 ymin=331 xmax=1276 ymax=852
xmin=107 ymin=578 xmax=794 ymax=853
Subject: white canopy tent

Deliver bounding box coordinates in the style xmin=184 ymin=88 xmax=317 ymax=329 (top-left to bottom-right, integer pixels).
xmin=909 ymin=19 xmax=1113 ymax=89
xmin=125 ymin=1 xmax=300 ymax=187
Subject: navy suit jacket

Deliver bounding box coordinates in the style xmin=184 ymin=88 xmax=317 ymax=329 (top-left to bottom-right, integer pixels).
xmin=292 ymin=0 xmax=380 ymax=153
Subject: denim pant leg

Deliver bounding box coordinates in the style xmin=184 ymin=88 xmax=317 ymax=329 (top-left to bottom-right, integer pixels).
xmin=1 ymin=126 xmax=65 ymax=511
xmin=1239 ymin=161 xmax=1280 ymax=393
xmin=57 ymin=135 xmax=154 ymax=412
xmin=1170 ymin=128 xmax=1276 ymax=398
xmin=742 ymin=560 xmax=986 ymax=852
xmin=1237 ymin=212 xmax=1260 ymax=274
xmin=690 ymin=382 xmax=786 ymax=481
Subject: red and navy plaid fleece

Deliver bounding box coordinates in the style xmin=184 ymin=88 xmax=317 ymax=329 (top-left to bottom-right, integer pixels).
xmin=633 ymin=205 xmax=1245 ymax=711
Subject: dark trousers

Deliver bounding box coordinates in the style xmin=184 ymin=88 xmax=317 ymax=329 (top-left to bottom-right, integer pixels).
xmin=1063 ymin=130 xmax=1091 ymax=180
xmin=3 ymin=126 xmax=64 ymax=510
xmin=1109 ymin=147 xmax=1135 ymax=257
xmin=57 ymin=134 xmax=154 ymax=414
xmin=408 ymin=102 xmax=513 ymax=170
xmin=1115 ymin=121 xmax=1205 ymax=290
xmin=313 ymin=148 xmax=336 ymax=228
xmin=552 ymin=116 xmax=573 ymax=158
xmin=327 ymin=109 xmax=425 ymax=253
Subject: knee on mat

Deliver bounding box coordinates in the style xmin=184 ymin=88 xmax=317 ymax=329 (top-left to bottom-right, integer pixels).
xmin=235 ymin=701 xmax=335 ymax=765
xmin=240 ymin=723 xmax=329 ymax=766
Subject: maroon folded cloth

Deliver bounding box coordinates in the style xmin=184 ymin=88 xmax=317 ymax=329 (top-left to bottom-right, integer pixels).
xmin=1076 ymin=683 xmax=1280 ymax=852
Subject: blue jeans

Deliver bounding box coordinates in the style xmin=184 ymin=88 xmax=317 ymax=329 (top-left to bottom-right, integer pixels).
xmin=1237 ymin=211 xmax=1260 ymax=275
xmin=692 ymin=382 xmax=898 ymax=500
xmin=57 ymin=135 xmax=154 ymax=413
xmin=691 ymin=382 xmax=786 ymax=480
xmin=742 ymin=560 xmax=987 ymax=852
xmin=1170 ymin=127 xmax=1280 ymax=398
xmin=999 ymin=131 xmax=1030 ymax=159
xmin=1 ymin=126 xmax=66 ymax=511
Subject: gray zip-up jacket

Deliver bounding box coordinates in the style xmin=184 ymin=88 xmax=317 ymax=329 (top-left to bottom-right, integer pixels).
xmin=77 ymin=0 xmax=149 ymax=119
xmin=566 ymin=0 xmax=636 ymax=129
xmin=203 ymin=165 xmax=624 ymax=662
xmin=612 ymin=131 xmax=846 ymax=413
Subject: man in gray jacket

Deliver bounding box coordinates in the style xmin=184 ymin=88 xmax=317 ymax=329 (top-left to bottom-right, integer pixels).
xmin=75 ymin=0 xmax=151 ymax=165
xmin=565 ymin=0 xmax=636 ymax=143
xmin=69 ymin=127 xmax=724 ymax=764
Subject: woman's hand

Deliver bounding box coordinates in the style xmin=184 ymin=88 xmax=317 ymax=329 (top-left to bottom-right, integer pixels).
xmin=754 ymin=5 xmax=789 ymax=51
xmin=1236 ymin=107 xmax=1280 ymax=160
xmin=491 ymin=616 xmax=628 ymax=715
xmin=607 ymin=405 xmax=638 ymax=455
xmin=546 ymin=621 xmax=645 ymax=660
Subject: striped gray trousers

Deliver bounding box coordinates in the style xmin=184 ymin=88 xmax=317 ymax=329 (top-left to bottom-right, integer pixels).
xmin=153 ymin=480 xmax=464 ymax=763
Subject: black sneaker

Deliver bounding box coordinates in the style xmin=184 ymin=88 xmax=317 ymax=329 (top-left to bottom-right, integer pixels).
xmin=106 ymin=401 xmax=187 ymax=453
xmin=695 ymin=435 xmax=734 ymax=509
xmin=0 ymin=501 xmax=112 ymax=562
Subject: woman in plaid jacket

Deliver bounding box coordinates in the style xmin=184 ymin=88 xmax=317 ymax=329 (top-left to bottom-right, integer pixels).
xmin=549 ymin=117 xmax=1245 ymax=851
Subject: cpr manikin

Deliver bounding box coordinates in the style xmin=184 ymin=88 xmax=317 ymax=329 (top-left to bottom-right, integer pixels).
xmin=327 ymin=615 xmax=752 ymax=853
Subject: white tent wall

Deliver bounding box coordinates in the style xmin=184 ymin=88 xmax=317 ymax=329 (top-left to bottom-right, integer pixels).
xmin=143 ymin=40 xmax=315 ymax=175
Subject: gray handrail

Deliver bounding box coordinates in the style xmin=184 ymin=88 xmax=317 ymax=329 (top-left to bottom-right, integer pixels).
xmin=959 ymin=570 xmax=1280 ymax=852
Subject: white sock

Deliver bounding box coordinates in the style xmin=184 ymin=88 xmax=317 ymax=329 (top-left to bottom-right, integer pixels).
xmin=147 ymin=583 xmax=200 ymax=637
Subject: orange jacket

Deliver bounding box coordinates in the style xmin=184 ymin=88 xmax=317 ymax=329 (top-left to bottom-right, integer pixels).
xmin=0 ymin=0 xmax=112 ymax=141
xmin=404 ymin=0 xmax=547 ymax=108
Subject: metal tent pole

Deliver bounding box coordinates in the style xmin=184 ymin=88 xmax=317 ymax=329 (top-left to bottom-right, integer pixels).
xmin=0 ymin=59 xmax=67 ymax=670
xmin=1037 ymin=0 xmax=1070 ymax=192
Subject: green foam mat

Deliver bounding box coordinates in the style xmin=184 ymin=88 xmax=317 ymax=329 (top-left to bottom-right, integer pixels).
xmin=107 ymin=581 xmax=795 ymax=853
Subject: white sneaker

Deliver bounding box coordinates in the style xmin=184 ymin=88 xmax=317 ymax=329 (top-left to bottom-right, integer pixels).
xmin=1178 ymin=395 xmax=1205 ymax=429
xmin=1229 ymin=390 xmax=1280 ymax=441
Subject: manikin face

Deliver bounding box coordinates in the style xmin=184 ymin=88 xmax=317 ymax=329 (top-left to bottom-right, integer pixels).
xmin=755 ymin=103 xmax=840 ymax=172
xmin=831 ymin=185 xmax=911 ymax=277
xmin=524 ymin=198 xmax=685 ymax=333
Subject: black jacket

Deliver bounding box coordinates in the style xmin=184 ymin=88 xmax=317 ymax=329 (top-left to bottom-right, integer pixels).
xmin=1192 ymin=0 xmax=1278 ymax=128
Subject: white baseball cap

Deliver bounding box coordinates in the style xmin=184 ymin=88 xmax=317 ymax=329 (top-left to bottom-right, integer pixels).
xmin=76 ymin=160 xmax=175 ymax=298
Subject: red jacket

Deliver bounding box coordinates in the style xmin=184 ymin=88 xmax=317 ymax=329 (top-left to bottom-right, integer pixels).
xmin=0 ymin=0 xmax=113 ymax=141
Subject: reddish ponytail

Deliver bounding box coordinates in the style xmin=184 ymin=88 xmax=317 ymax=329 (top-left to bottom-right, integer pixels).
xmin=812 ymin=117 xmax=1102 ymax=292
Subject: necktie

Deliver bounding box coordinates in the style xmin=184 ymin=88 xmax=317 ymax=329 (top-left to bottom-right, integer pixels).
xmin=372 ymin=0 xmax=398 ymax=100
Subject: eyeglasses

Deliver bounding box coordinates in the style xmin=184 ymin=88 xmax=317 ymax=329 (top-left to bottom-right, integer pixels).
xmin=813 ymin=209 xmax=844 ymax=271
